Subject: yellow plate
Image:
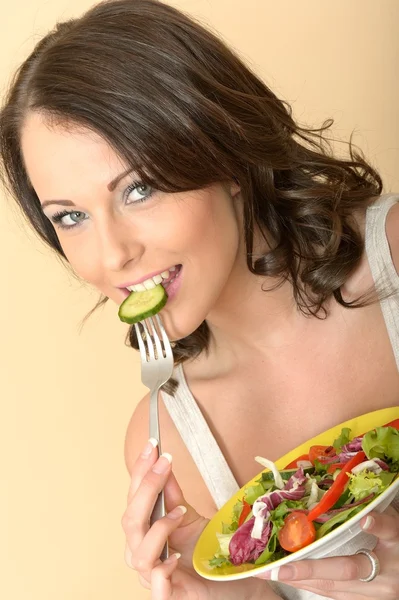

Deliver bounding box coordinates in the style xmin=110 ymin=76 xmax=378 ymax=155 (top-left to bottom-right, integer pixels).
xmin=193 ymin=407 xmax=399 ymax=580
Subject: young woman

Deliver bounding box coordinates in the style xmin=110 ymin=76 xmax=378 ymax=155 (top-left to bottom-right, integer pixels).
xmin=1 ymin=1 xmax=398 ymax=598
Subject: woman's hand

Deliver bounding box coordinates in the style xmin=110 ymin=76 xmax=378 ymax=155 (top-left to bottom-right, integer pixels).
xmin=255 ymin=507 xmax=399 ymax=599
xmin=122 ymin=439 xmax=278 ymax=600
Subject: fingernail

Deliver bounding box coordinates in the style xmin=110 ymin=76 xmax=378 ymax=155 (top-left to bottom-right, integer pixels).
xmin=163 ymin=552 xmax=181 ymax=564
xmin=152 ymin=452 xmax=172 ymax=474
xmin=141 ymin=438 xmax=158 ymax=458
xmin=362 ymin=515 xmax=375 ymax=531
xmin=270 ymin=565 xmax=295 ymax=581
xmin=167 ymin=505 xmax=187 ymax=520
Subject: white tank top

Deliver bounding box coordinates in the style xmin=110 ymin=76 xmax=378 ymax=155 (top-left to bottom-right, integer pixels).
xmin=161 ymin=193 xmax=399 ymax=600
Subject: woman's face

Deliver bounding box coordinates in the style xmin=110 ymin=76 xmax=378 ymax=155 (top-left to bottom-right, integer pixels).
xmin=21 ymin=112 xmax=244 ymax=340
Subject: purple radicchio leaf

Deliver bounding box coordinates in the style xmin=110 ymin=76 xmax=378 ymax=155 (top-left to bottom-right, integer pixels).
xmin=229 ymin=518 xmax=272 ymax=565
xmin=374 ymin=459 xmax=390 ymax=471
xmin=260 ymin=467 xmax=308 ymax=511
xmin=341 ymin=436 xmax=363 ymax=454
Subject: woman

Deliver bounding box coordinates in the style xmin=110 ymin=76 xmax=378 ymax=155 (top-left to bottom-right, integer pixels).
xmin=1 ymin=0 xmax=398 ymax=598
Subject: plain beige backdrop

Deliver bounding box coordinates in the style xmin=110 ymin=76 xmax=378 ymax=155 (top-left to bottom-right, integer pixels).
xmin=1 ymin=1 xmax=398 ymax=599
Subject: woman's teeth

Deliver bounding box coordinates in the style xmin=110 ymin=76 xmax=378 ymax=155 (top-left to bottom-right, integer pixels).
xmin=127 ymin=266 xmax=177 ymax=292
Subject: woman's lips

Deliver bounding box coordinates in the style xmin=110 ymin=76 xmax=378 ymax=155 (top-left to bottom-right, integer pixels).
xmin=162 ymin=265 xmax=183 ymax=301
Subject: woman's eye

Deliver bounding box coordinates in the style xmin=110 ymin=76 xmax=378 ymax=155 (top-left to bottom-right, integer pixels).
xmin=125 ymin=182 xmax=153 ymax=204
xmin=51 ymin=210 xmax=88 ymax=229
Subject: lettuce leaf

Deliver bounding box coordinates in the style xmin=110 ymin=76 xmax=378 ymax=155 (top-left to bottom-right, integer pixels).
xmin=362 ymin=427 xmax=399 ymax=470
xmin=221 ymin=499 xmax=243 ymax=534
xmin=348 ymin=471 xmax=387 ymax=501
xmin=209 ymin=555 xmax=232 ymax=568
xmin=254 ymin=522 xmax=279 ymax=564
xmin=215 ymin=531 xmax=235 ymax=557
xmin=316 ymin=505 xmax=364 ymax=539
xmin=244 ymin=483 xmax=265 ymax=505
xmin=333 ymin=427 xmax=352 ymax=451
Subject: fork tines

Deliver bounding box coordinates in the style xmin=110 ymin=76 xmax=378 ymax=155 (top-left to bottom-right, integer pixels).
xmin=134 ymin=314 xmax=169 ymax=361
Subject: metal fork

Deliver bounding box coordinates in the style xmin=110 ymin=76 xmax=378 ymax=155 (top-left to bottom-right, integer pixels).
xmin=134 ymin=313 xmax=174 ymax=561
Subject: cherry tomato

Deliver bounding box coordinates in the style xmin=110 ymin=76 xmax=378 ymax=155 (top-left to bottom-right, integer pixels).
xmin=278 ymin=511 xmax=316 ymax=552
xmin=308 ymin=445 xmax=336 ymax=464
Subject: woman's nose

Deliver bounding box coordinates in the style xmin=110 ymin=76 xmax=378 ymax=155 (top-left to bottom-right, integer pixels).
xmin=97 ymin=216 xmax=143 ymax=272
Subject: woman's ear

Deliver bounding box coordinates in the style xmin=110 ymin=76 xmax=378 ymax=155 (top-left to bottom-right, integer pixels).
xmin=230 ymin=178 xmax=241 ymax=199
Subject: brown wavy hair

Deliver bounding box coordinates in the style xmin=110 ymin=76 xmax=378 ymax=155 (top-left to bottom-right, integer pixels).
xmin=0 ymin=0 xmax=383 ymax=366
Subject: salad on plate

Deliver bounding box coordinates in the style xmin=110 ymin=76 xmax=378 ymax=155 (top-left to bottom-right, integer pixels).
xmin=209 ymin=419 xmax=399 ymax=569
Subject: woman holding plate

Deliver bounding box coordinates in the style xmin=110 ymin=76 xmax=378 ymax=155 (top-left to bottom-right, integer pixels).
xmin=1 ymin=0 xmax=398 ymax=598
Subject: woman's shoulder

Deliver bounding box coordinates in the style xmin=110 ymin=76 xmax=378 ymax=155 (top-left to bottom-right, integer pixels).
xmin=124 ymin=393 xmax=150 ymax=476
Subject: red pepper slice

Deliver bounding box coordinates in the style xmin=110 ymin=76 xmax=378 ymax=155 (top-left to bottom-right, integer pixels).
xmin=383 ymin=419 xmax=399 ymax=430
xmin=284 ymin=454 xmax=310 ymax=470
xmin=358 ymin=419 xmax=399 ymax=438
xmin=238 ymin=498 xmax=252 ymax=527
xmin=307 ymin=451 xmax=366 ymax=522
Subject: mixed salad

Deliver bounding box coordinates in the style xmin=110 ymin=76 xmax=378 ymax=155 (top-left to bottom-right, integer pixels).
xmin=210 ymin=419 xmax=399 ymax=568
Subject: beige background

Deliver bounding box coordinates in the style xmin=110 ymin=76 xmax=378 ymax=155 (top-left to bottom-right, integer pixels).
xmin=1 ymin=1 xmax=398 ymax=599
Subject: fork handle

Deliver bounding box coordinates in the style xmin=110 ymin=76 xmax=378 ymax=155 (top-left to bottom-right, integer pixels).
xmin=150 ymin=488 xmax=169 ymax=561
xmin=149 ymin=389 xmax=169 ymax=561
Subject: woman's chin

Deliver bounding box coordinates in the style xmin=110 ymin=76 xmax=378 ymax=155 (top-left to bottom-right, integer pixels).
xmin=160 ymin=309 xmax=206 ymax=344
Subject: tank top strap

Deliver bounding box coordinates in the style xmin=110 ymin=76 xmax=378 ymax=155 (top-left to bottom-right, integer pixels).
xmin=365 ymin=193 xmax=399 ymax=370
xmin=161 ymin=363 xmax=240 ymax=508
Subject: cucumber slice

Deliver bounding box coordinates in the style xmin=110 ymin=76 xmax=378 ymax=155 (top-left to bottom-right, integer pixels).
xmin=260 ymin=466 xmax=314 ymax=482
xmin=118 ymin=284 xmax=167 ymax=324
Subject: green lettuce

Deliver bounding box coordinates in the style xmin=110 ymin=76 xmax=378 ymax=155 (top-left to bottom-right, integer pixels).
xmin=333 ymin=427 xmax=352 ymax=451
xmin=220 ymin=499 xmax=243 ymax=535
xmin=209 ymin=555 xmax=232 ymax=568
xmin=244 ymin=483 xmax=265 ymax=505
xmin=215 ymin=531 xmax=235 ymax=557
xmin=348 ymin=471 xmax=387 ymax=501
xmin=316 ymin=505 xmax=364 ymax=539
xmin=362 ymin=427 xmax=399 ymax=470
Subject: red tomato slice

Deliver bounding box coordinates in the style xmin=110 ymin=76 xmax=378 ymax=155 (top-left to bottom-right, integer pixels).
xmin=278 ymin=511 xmax=316 ymax=552
xmin=327 ymin=461 xmax=348 ymax=474
xmin=284 ymin=454 xmax=310 ymax=470
xmin=308 ymin=445 xmax=336 ymax=464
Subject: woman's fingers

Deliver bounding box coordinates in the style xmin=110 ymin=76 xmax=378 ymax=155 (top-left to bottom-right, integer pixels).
xmin=258 ymin=552 xmax=379 ymax=583
xmin=163 ymin=469 xmax=185 ymax=510
xmin=150 ymin=553 xmax=181 ymax=600
xmin=360 ymin=507 xmax=399 ymax=547
xmin=127 ymin=438 xmax=159 ymax=503
xmin=125 ymin=542 xmax=153 ymax=589
xmin=122 ymin=453 xmax=173 ymax=554
xmin=164 ymin=470 xmax=201 ymax=524
xmin=130 ymin=505 xmax=187 ymax=572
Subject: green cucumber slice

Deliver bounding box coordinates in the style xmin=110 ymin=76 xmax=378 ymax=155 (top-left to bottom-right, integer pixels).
xmin=118 ymin=284 xmax=167 ymax=324
xmin=260 ymin=466 xmax=315 ymax=482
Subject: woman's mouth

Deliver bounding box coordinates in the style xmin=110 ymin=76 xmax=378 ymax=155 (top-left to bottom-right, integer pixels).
xmin=126 ymin=264 xmax=182 ymax=293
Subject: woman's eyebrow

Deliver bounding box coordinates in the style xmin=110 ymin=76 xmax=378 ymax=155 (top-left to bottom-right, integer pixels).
xmin=107 ymin=168 xmax=134 ymax=191
xmin=40 ymin=168 xmax=135 ymax=209
xmin=41 ymin=199 xmax=75 ymax=210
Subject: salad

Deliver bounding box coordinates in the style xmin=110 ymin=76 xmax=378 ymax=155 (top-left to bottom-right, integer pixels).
xmin=210 ymin=419 xmax=399 ymax=568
